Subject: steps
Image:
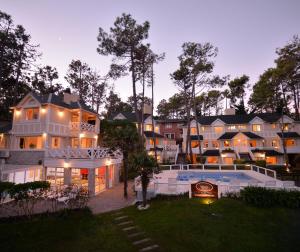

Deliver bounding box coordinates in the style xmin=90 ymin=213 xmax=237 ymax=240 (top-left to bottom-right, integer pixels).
xmin=112 ymin=211 xmax=160 ymax=251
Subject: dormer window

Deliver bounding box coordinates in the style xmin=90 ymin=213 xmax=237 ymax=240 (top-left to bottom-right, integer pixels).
xmin=228 ymin=125 xmax=236 ymax=130
xmin=282 ymin=123 xmax=290 ymax=131
xmin=25 ymin=108 xmax=39 ymax=120
xmin=214 ymin=126 xmax=223 ymax=134
xmin=252 ymin=124 xmax=261 ymax=132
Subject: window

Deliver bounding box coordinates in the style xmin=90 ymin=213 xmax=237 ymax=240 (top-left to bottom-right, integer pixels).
xmin=145 ymin=124 xmax=153 ymax=131
xmin=155 ymin=126 xmax=160 ymax=132
xmin=165 ymin=123 xmax=172 ymax=129
xmin=266 ymin=156 xmax=277 ymax=165
xmin=164 ymin=133 xmax=175 ymax=139
xmin=214 ymin=126 xmax=223 ymax=134
xmin=190 ymin=127 xmax=197 ymax=134
xmin=252 ymin=124 xmax=261 ymax=132
xmin=51 ymin=137 xmax=60 ymax=149
xmin=228 ymin=125 xmax=236 ymax=130
xmin=25 ymin=108 xmax=39 ymax=120
xmin=238 ymin=125 xmax=247 ymax=130
xmin=212 ymin=141 xmax=219 ymax=148
xmin=224 ymin=140 xmax=230 ymax=147
xmin=19 ymin=136 xmax=43 ymax=149
xmin=223 ymin=157 xmax=233 ymax=164
xmin=272 ymin=140 xmax=278 ymax=148
xmin=271 ymin=123 xmax=276 ymax=129
xmin=81 ymin=138 xmax=93 ymax=148
xmin=249 ymin=140 xmax=257 ymax=147
xmin=285 ymin=139 xmax=295 ymax=147
xmin=203 ymin=141 xmax=209 ymax=148
xmin=282 ymin=123 xmax=290 ymax=131
xmin=72 ymin=138 xmax=80 ymax=148
xmin=207 ymin=157 xmax=218 ymax=164
xmin=149 ymin=138 xmax=159 ymax=145
xmin=191 ymin=141 xmax=199 ymax=148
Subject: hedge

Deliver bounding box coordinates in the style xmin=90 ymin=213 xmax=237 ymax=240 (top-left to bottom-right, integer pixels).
xmin=240 ymin=186 xmax=300 ymax=208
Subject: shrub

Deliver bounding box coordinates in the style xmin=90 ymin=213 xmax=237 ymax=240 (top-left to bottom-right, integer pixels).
xmin=255 ymin=160 xmax=266 ymax=167
xmin=240 ymin=186 xmax=300 ymax=208
xmin=234 ymin=159 xmax=246 ymax=164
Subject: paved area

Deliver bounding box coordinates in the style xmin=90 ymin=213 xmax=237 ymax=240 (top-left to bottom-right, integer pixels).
xmin=88 ymin=180 xmax=136 ymax=214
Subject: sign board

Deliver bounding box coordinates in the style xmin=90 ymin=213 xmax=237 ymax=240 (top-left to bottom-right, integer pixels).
xmin=191 ymin=181 xmax=218 ymax=198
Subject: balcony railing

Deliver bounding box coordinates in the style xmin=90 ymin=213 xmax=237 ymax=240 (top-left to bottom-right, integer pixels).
xmin=46 ymin=147 xmax=122 ymax=160
xmin=70 ymin=122 xmax=96 ymax=132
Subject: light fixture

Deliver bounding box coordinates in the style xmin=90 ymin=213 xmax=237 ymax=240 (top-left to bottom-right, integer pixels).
xmin=58 ymin=109 xmax=64 ymax=117
xmin=64 ymin=161 xmax=69 ymax=168
xmin=106 ymin=159 xmax=112 ymax=166
xmin=15 ymin=109 xmax=21 ymax=116
xmin=41 ymin=107 xmax=47 ymax=114
xmin=79 ymin=133 xmax=85 ymax=138
xmin=94 ymin=135 xmax=98 ymax=139
xmin=43 ymin=132 xmax=47 ymax=137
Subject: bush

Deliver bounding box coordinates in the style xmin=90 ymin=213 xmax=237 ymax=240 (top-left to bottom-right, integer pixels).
xmin=240 ymin=186 xmax=300 ymax=208
xmin=234 ymin=159 xmax=247 ymax=164
xmin=255 ymin=160 xmax=266 ymax=167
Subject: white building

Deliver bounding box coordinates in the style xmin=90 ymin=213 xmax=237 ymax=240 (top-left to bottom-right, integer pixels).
xmin=0 ymin=92 xmax=122 ymax=195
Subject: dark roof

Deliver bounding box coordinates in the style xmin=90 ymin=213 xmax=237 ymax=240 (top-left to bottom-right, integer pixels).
xmin=144 ymin=131 xmax=164 ymax=138
xmin=149 ymin=147 xmax=163 ymax=151
xmin=198 ymin=113 xmax=283 ymax=125
xmin=190 ymin=135 xmax=203 ymax=140
xmin=27 ymin=92 xmax=97 ymax=114
xmin=218 ymin=132 xmax=238 ymax=140
xmin=110 ymin=111 xmax=151 ymax=122
xmin=242 ymin=132 xmax=263 ymax=139
xmin=221 ymin=149 xmax=235 ymax=153
xmin=251 ymin=149 xmax=283 ymax=156
xmin=156 ymin=119 xmax=186 ymax=123
xmin=0 ymin=121 xmax=12 ymax=133
xmin=202 ymin=149 xmax=220 ymax=156
xmin=277 ymin=132 xmax=300 ymax=138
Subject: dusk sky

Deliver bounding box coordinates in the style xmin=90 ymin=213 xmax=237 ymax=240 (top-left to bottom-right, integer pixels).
xmin=1 ymin=0 xmax=300 ymax=107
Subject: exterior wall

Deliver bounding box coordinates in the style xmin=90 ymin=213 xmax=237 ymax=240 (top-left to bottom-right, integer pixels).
xmin=6 ymin=151 xmax=45 ymax=165
xmin=157 ymin=122 xmax=183 ymax=141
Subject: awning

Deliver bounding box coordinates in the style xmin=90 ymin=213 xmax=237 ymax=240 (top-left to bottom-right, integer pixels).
xmin=144 ymin=131 xmax=164 ymax=138
xmin=251 ymin=149 xmax=283 ymax=156
xmin=218 ymin=132 xmax=238 ymax=140
xmin=190 ymin=135 xmax=203 ymax=140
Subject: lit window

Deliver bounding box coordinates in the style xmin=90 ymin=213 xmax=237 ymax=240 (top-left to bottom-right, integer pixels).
xmin=145 ymin=124 xmax=153 ymax=131
xmin=272 ymin=140 xmax=278 ymax=147
xmin=249 ymin=140 xmax=257 ymax=147
xmin=282 ymin=123 xmax=289 ymax=131
xmin=25 ymin=108 xmax=39 ymax=120
xmin=228 ymin=125 xmax=236 ymax=130
xmin=212 ymin=141 xmax=219 ymax=148
xmin=190 ymin=127 xmax=197 ymax=134
xmin=285 ymin=139 xmax=295 ymax=147
xmin=165 ymin=124 xmax=172 ymax=129
xmin=19 ymin=136 xmax=43 ymax=149
xmin=238 ymin=125 xmax=247 ymax=130
xmin=271 ymin=124 xmax=276 ymax=129
xmin=224 ymin=140 xmax=230 ymax=147
xmin=164 ymin=133 xmax=175 ymax=139
xmin=252 ymin=124 xmax=261 ymax=132
xmin=149 ymin=138 xmax=159 ymax=145
xmin=207 ymin=157 xmax=218 ymax=164
xmin=266 ymin=156 xmax=277 ymax=165
xmin=51 ymin=137 xmax=60 ymax=149
xmin=191 ymin=141 xmax=199 ymax=148
xmin=214 ymin=126 xmax=223 ymax=134
xmin=203 ymin=141 xmax=209 ymax=148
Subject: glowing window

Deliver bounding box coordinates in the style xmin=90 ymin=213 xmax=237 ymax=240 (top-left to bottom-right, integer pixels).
xmin=191 ymin=141 xmax=199 ymax=148
xmin=25 ymin=108 xmax=39 ymax=120
xmin=252 ymin=124 xmax=261 ymax=132
xmin=190 ymin=127 xmax=197 ymax=134
xmin=214 ymin=126 xmax=223 ymax=134
xmin=207 ymin=157 xmax=218 ymax=164
xmin=285 ymin=139 xmax=295 ymax=147
xmin=51 ymin=137 xmax=60 ymax=149
xmin=228 ymin=125 xmax=236 ymax=130
xmin=212 ymin=141 xmax=219 ymax=148
xmin=224 ymin=140 xmax=230 ymax=147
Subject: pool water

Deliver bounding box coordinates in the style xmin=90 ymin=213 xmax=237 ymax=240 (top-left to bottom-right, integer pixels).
xmin=177 ymin=171 xmax=258 ymax=183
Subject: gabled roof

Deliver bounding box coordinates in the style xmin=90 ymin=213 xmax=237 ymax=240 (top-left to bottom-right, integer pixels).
xmin=19 ymin=92 xmax=97 ymax=115
xmin=110 ymin=111 xmax=151 ymax=123
xmin=242 ymin=132 xmax=263 ymax=139
xmin=198 ymin=113 xmax=283 ymax=125
xmin=0 ymin=121 xmax=12 ymax=133
xmin=144 ymin=131 xmax=164 ymax=138
xmin=156 ymin=118 xmax=186 ymax=123
xmin=277 ymin=132 xmax=300 ymax=138
xmin=202 ymin=149 xmax=220 ymax=156
xmin=251 ymin=149 xmax=283 ymax=156
xmin=218 ymin=132 xmax=238 ymax=140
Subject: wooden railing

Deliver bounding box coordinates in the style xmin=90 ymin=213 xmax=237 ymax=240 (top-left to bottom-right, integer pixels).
xmin=70 ymin=122 xmax=96 ymax=132
xmin=46 ymin=147 xmax=122 ymax=160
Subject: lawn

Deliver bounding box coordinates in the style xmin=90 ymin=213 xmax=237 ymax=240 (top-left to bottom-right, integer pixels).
xmin=0 ymin=198 xmax=300 ymax=252
xmin=123 ymin=198 xmax=300 ymax=252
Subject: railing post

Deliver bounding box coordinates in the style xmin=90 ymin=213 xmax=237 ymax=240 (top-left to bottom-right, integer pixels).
xmin=234 ymin=164 xmax=236 ymax=171
xmin=202 ymin=164 xmax=204 ymax=170
xmin=219 ymin=164 xmax=221 ymax=170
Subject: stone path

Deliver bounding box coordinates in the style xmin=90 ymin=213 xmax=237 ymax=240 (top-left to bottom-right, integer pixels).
xmin=88 ymin=181 xmax=136 ymax=214
xmin=112 ymin=211 xmax=161 ymax=252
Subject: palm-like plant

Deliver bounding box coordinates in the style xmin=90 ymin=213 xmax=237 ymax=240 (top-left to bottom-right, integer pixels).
xmin=130 ymin=151 xmax=158 ymax=207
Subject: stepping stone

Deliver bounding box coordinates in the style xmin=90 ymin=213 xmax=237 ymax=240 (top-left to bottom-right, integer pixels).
xmin=123 ymin=226 xmax=137 ymax=231
xmin=133 ymin=238 xmax=151 ymax=245
xmin=117 ymin=221 xmax=133 ymax=226
xmin=128 ymin=231 xmax=145 ymax=238
xmin=112 ymin=212 xmax=123 ymax=216
xmin=115 ymin=215 xmax=128 ymax=221
xmin=139 ymin=244 xmax=159 ymax=251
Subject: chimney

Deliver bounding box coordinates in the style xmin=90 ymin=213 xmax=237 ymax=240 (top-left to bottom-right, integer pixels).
xmin=224 ymin=108 xmax=236 ymax=115
xmin=143 ymin=103 xmax=152 ymax=115
xmin=63 ymin=92 xmax=79 ymax=104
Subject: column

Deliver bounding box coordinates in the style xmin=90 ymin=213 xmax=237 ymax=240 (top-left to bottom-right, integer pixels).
xmin=64 ymin=167 xmax=72 ymax=185
xmin=105 ymin=165 xmax=109 ymax=188
xmin=88 ymin=168 xmax=96 ymax=196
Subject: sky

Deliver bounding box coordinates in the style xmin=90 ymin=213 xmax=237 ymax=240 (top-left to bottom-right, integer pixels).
xmin=1 ymin=0 xmax=300 ymax=108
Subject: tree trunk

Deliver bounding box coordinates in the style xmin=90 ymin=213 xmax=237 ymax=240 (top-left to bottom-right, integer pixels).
xmin=151 ymin=63 xmax=158 ymax=162
xmin=192 ymin=79 xmax=202 ymax=161
xmin=123 ymin=152 xmax=128 ymax=198
xmin=280 ymin=111 xmax=289 ymax=171
xmin=141 ymin=173 xmax=148 ymax=207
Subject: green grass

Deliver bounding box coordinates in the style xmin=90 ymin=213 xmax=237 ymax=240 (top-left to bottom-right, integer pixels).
xmin=123 ymin=198 xmax=300 ymax=252
xmin=0 ymin=208 xmax=134 ymax=252
xmin=1 ymin=199 xmax=300 ymax=252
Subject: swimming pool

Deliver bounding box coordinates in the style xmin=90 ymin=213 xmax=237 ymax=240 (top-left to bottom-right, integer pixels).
xmin=177 ymin=171 xmax=259 ymax=183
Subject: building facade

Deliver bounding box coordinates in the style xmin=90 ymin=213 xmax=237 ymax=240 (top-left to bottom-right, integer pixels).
xmin=182 ymin=110 xmax=300 ymax=166
xmin=0 ymin=92 xmax=122 ymax=195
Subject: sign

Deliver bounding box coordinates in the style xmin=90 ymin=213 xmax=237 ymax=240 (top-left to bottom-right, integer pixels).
xmin=191 ymin=181 xmax=218 ymax=198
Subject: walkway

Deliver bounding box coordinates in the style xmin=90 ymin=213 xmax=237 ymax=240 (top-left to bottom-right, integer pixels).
xmin=88 ymin=180 xmax=136 ymax=214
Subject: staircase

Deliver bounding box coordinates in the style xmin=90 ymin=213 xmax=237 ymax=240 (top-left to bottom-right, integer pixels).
xmin=239 ymin=152 xmax=252 ymax=161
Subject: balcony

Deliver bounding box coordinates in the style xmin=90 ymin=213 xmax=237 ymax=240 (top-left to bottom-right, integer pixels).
xmin=70 ymin=122 xmax=96 ymax=133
